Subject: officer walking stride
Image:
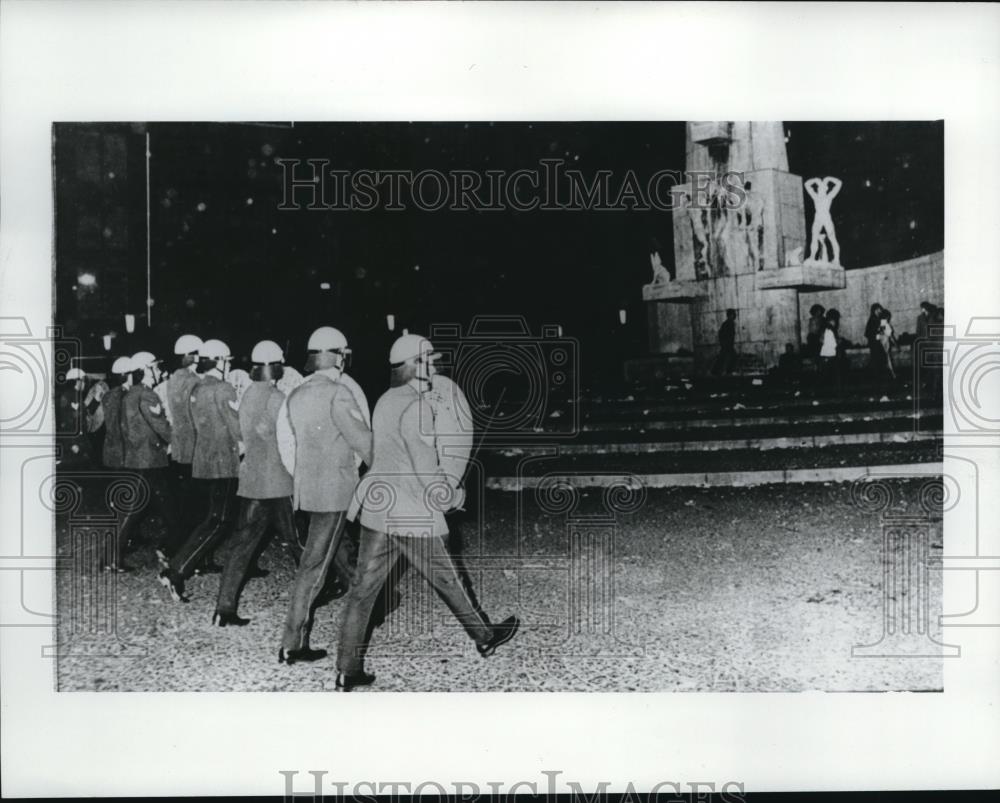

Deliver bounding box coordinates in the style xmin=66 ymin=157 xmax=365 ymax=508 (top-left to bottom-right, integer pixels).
xmin=159 ymin=339 xmax=242 ymax=601
xmin=99 ymin=356 xmax=133 ymax=471
xmin=335 ymin=334 xmax=519 ymax=691
xmin=164 ymin=334 xmax=205 ymax=534
xmin=212 ymin=340 xmax=300 ymax=626
xmin=116 ymin=352 xmax=184 ymax=571
xmin=275 ymin=326 xmax=373 ymax=666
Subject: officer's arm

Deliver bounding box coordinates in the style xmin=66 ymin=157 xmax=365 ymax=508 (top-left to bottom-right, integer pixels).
xmin=155 ymin=381 xmax=173 ymax=425
xmin=139 ymin=389 xmax=172 ymax=443
xmin=275 ymin=396 xmax=296 ymax=475
xmin=331 ymin=388 xmax=373 ymax=467
xmin=401 ymin=399 xmax=448 ymax=490
xmin=218 ymin=383 xmax=243 ymax=445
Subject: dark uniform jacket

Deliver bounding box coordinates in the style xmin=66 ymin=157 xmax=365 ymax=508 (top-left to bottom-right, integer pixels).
xmin=121 ymin=384 xmax=171 ymax=469
xmin=100 ymin=385 xmax=127 ymax=469
xmin=190 ymin=373 xmax=242 ymax=480
xmin=237 ymin=381 xmax=293 ymax=499
xmin=355 ymin=383 xmax=450 ymax=538
xmin=285 ymin=373 xmax=372 ymax=512
xmin=166 ymin=368 xmax=201 ymax=464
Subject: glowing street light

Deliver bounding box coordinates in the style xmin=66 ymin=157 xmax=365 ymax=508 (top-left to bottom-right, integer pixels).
xmin=619 ymin=308 xmax=628 ymax=325
xmin=124 ymin=314 xmax=136 ymax=333
xmin=386 ymin=314 xmax=395 ymax=332
xmin=77 ymin=272 xmax=97 ymax=288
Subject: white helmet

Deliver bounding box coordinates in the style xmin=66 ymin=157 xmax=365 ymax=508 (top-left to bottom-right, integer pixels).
xmin=199 ymin=339 xmax=231 ymax=360
xmin=130 ymin=351 xmax=158 ymax=369
xmin=111 ymin=357 xmax=132 ymax=375
xmin=174 ymin=333 xmax=204 ymax=355
xmin=65 ymin=367 xmax=86 ymax=381
xmin=389 ymin=334 xmax=439 ymax=365
xmin=307 ymin=326 xmax=348 ymax=352
xmin=251 ymin=340 xmax=284 ymax=364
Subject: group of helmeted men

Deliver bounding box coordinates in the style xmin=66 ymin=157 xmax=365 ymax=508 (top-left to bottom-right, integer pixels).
xmin=64 ymin=327 xmax=519 ymax=691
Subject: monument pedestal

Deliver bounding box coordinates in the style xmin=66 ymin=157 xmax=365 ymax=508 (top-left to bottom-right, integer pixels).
xmin=641 ymin=121 xmax=845 ymax=375
xmin=756 ymin=263 xmax=846 ymax=292
xmin=642 ymin=280 xmax=709 ymax=302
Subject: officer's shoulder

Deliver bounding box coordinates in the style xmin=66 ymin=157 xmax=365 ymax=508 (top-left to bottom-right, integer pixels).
xmin=139 ymin=387 xmax=161 ymax=404
xmin=400 ymin=392 xmax=431 ymax=418
xmin=329 ymin=380 xmax=358 ymax=403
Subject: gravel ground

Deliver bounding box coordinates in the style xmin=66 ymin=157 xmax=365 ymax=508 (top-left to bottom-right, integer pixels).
xmin=54 ymin=479 xmax=943 ymax=693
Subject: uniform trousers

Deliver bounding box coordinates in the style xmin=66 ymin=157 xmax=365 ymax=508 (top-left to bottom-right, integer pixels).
xmin=169 ymin=477 xmax=238 ymax=580
xmin=337 ymin=526 xmax=493 ymax=676
xmin=116 ymin=467 xmax=184 ymax=566
xmin=280 ymin=511 xmax=353 ymax=651
xmin=169 ymin=460 xmax=204 ymax=533
xmin=216 ymin=496 xmax=297 ymax=616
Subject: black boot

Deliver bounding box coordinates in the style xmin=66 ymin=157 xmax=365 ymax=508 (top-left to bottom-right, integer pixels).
xmin=335 ymin=670 xmax=376 ymax=692
xmin=212 ymin=611 xmax=251 ymax=627
xmin=278 ymin=646 xmax=328 ymax=666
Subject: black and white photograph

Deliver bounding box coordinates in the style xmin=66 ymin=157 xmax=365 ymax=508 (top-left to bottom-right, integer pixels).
xmin=2 ymin=1 xmax=999 ymax=798
xmin=48 ymin=119 xmax=948 ymax=693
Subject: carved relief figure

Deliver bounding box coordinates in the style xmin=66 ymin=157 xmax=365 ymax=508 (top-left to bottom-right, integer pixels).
xmin=709 ymin=179 xmax=731 ymax=274
xmin=678 ymin=193 xmax=709 ymax=279
xmin=741 ymin=180 xmax=766 ymax=271
xmin=805 ymin=176 xmax=842 ymax=265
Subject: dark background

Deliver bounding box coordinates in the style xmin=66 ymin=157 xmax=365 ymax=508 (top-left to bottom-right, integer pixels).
xmin=54 ymin=121 xmax=943 ymax=392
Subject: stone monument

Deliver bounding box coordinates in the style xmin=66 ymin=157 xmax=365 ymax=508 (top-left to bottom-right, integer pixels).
xmin=642 ymin=121 xmax=846 ymax=373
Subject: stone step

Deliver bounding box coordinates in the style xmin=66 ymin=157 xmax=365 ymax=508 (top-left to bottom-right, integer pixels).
xmin=582 ymin=406 xmax=941 ymax=433
xmin=578 ymin=388 xmax=924 ymax=418
xmin=488 ymin=427 xmax=939 ymax=456
xmin=476 ymin=440 xmax=939 ymax=482
xmin=485 ymin=461 xmax=942 ymax=491
xmin=549 ymin=413 xmax=939 ymax=444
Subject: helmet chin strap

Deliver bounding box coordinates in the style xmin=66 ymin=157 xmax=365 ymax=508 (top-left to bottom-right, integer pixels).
xmin=413 ymin=358 xmax=434 ymax=391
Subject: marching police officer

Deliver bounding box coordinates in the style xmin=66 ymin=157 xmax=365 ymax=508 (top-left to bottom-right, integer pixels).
xmin=164 ymin=334 xmax=204 ymax=532
xmin=100 ymin=356 xmax=133 ymax=470
xmin=159 ymin=339 xmax=242 ymax=602
xmin=275 ymin=326 xmax=372 ymax=665
xmin=115 ymin=352 xmax=184 ymax=571
xmin=335 ymin=334 xmax=518 ymax=691
xmin=212 ymin=340 xmax=300 ymax=626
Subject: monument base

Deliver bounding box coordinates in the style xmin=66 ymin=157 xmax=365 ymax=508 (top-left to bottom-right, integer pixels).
xmin=756 ymin=263 xmax=846 ymax=292
xmin=642 ymin=280 xmax=709 ymax=302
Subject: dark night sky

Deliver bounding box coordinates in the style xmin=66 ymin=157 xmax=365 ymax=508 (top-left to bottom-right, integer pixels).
xmin=56 ymin=121 xmax=943 ymax=389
